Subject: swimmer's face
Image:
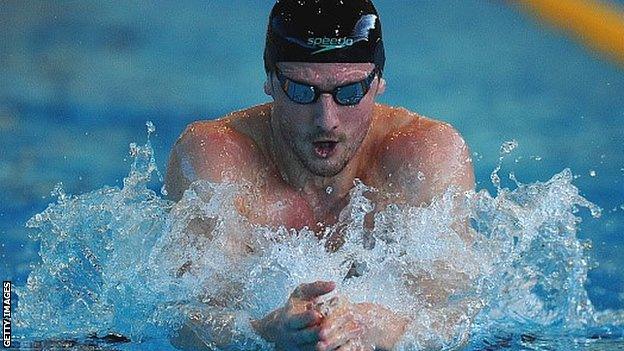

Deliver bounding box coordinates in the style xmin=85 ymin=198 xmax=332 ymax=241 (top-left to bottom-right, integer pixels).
xmin=265 ymin=62 xmax=386 ymax=177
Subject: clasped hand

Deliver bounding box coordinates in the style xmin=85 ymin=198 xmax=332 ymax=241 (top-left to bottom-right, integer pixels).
xmin=252 ymin=281 xmax=384 ymax=351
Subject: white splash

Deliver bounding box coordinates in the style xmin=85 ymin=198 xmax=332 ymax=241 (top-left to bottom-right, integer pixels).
xmin=12 ymin=131 xmax=623 ymax=350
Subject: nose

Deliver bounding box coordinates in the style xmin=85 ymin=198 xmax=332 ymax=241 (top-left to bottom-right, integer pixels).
xmin=313 ymin=93 xmax=339 ymax=132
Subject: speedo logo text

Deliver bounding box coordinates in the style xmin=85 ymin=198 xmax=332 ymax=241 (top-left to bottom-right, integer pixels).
xmin=307 ymin=37 xmax=354 ymax=54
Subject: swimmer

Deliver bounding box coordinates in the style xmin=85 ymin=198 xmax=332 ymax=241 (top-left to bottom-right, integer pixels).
xmin=166 ymin=0 xmax=475 ymax=350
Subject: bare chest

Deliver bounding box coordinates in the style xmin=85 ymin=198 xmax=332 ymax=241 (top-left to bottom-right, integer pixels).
xmin=233 ymin=173 xmax=366 ymax=234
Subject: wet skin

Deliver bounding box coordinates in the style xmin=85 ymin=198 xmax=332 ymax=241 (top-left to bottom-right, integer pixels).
xmin=166 ymin=62 xmax=475 ymax=350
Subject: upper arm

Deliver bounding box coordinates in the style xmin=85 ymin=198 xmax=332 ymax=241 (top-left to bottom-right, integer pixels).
xmin=164 ymin=121 xmax=262 ymax=202
xmin=377 ymin=120 xmax=475 ymax=242
xmin=377 ymin=121 xmax=477 ymax=304
xmin=164 ymin=121 xmax=262 ymax=273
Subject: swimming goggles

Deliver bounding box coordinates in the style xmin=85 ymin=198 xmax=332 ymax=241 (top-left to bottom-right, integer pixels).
xmin=273 ymin=66 xmax=378 ymax=106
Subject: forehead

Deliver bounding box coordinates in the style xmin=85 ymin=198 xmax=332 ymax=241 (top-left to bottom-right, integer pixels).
xmin=276 ymin=62 xmax=375 ymax=88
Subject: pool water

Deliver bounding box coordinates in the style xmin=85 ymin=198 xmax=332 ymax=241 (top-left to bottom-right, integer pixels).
xmin=1 ymin=1 xmax=623 ymax=350
xmin=7 ymin=133 xmax=624 ymax=350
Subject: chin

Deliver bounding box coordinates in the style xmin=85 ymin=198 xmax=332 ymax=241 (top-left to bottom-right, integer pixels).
xmin=308 ymin=165 xmax=344 ymax=178
xmin=303 ymin=155 xmax=350 ymax=178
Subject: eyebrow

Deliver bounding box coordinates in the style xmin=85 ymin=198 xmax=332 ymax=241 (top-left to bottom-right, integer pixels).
xmin=279 ymin=69 xmax=373 ymax=89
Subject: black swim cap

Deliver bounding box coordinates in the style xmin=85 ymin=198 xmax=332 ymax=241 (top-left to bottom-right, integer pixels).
xmin=264 ymin=0 xmax=385 ymax=76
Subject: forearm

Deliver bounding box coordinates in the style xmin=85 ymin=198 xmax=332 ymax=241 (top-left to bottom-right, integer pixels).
xmin=357 ymin=302 xmax=410 ymax=351
xmin=400 ymin=303 xmax=475 ymax=351
xmin=170 ymin=319 xmax=213 ymax=351
xmin=364 ymin=301 xmax=475 ymax=351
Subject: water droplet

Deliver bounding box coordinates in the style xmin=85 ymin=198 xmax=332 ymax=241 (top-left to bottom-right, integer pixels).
xmin=509 ymin=172 xmax=521 ymax=187
xmin=51 ymin=182 xmax=67 ymax=202
xmin=490 ymin=172 xmax=501 ymax=188
xmin=146 ymin=121 xmax=155 ymax=135
xmin=589 ymin=203 xmax=602 ymax=218
xmin=325 ymin=186 xmax=333 ymax=195
xmin=589 ymin=170 xmax=596 ymax=177
xmin=500 ymin=140 xmax=518 ymax=155
xmin=417 ymin=171 xmax=425 ymax=181
xmin=129 ymin=143 xmax=139 ymax=157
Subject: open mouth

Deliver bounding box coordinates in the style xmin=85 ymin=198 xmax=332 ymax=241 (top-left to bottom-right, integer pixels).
xmin=312 ymin=141 xmax=338 ymax=158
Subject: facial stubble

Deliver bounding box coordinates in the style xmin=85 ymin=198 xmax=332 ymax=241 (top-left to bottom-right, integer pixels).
xmin=279 ymin=117 xmax=370 ymax=178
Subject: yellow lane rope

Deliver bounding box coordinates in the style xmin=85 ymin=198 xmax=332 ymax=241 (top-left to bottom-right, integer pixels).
xmin=515 ymin=0 xmax=624 ymax=66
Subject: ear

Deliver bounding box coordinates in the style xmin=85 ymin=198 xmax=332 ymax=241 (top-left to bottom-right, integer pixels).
xmin=375 ymin=77 xmax=386 ymax=96
xmin=264 ymin=73 xmax=273 ymax=96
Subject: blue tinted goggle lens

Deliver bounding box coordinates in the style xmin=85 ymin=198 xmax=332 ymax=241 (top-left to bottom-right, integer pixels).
xmin=285 ymin=80 xmax=316 ymax=104
xmin=275 ymin=67 xmax=377 ymax=106
xmin=335 ymin=83 xmax=366 ymax=105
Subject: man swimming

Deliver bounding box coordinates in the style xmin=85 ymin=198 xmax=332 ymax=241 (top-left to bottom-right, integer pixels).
xmin=165 ymin=0 xmax=475 ymax=350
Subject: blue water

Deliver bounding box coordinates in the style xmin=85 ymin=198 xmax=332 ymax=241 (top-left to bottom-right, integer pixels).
xmin=8 ymin=130 xmax=624 ymax=350
xmin=1 ymin=1 xmax=623 ymax=350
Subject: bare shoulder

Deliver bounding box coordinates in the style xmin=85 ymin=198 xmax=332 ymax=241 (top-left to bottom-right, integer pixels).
xmin=164 ymin=104 xmax=272 ymax=201
xmin=374 ymin=105 xmax=468 ymax=162
xmin=372 ymin=105 xmax=474 ymax=200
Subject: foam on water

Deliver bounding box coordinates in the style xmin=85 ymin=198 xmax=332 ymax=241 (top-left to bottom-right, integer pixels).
xmin=13 ymin=123 xmax=624 ymax=350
